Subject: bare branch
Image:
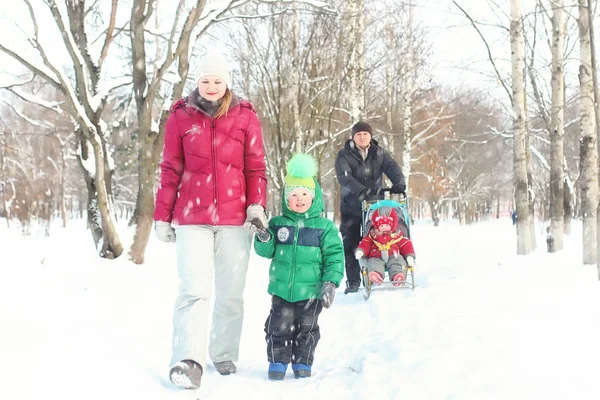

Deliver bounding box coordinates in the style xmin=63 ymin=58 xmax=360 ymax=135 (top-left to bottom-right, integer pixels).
xmin=99 ymin=0 xmax=119 ymax=68
xmin=2 ymin=100 xmax=54 ymax=129
xmin=3 ymin=86 xmax=64 ymax=116
xmin=452 ymin=0 xmax=513 ymax=103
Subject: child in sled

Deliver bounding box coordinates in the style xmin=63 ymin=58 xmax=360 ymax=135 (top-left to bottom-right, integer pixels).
xmin=354 ymin=206 xmax=415 ymax=286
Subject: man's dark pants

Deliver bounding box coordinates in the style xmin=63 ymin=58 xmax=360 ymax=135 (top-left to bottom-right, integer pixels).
xmin=340 ymin=213 xmax=363 ymax=287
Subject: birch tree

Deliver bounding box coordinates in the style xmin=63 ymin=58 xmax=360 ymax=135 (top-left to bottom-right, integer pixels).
xmin=549 ymin=0 xmax=566 ymax=252
xmin=511 ymin=0 xmax=535 ymax=254
xmin=347 ymin=0 xmax=365 ymax=123
xmin=578 ymin=0 xmax=598 ymax=264
xmin=291 ymin=1 xmax=303 ymax=152
xmin=402 ymin=1 xmax=415 ymax=188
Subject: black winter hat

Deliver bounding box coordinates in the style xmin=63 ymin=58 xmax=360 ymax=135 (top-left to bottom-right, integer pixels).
xmin=351 ymin=121 xmax=373 ymax=136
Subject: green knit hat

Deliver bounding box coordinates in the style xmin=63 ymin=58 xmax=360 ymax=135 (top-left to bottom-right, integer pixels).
xmin=284 ymin=153 xmax=317 ymax=200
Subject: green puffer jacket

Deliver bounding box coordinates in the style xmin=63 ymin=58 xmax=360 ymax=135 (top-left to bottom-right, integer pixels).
xmin=254 ymin=180 xmax=344 ymax=302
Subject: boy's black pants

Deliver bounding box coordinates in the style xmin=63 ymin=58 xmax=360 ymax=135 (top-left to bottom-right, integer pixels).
xmin=264 ymin=295 xmax=323 ymax=366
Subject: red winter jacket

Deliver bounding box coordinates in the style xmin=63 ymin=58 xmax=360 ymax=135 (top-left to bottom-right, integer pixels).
xmin=154 ymin=92 xmax=267 ymax=226
xmin=357 ymin=231 xmax=415 ymax=260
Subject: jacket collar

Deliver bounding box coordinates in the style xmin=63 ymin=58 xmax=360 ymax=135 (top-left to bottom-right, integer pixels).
xmin=185 ymin=88 xmax=240 ymax=116
xmin=344 ymin=138 xmax=379 ymax=159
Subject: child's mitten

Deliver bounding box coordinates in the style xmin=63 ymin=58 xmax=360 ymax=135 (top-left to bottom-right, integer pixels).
xmin=354 ymin=249 xmax=365 ymax=259
xmin=256 ymin=228 xmax=271 ymax=242
xmin=406 ymin=255 xmax=415 ymax=267
xmin=320 ymin=281 xmax=337 ymax=308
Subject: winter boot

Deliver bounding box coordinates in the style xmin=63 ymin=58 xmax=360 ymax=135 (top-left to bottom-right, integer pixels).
xmin=268 ymin=362 xmax=288 ymax=380
xmin=292 ymin=363 xmax=311 ymax=379
xmin=169 ymin=360 xmax=203 ymax=389
xmin=214 ymin=361 xmax=236 ymax=375
xmin=344 ymin=281 xmax=360 ymax=294
xmin=392 ymin=272 xmax=405 ymax=286
xmin=368 ymin=271 xmax=384 ymax=285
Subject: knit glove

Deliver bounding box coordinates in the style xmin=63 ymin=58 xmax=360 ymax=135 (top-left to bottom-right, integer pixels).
xmin=256 ymin=228 xmax=271 ymax=242
xmin=243 ymin=204 xmax=268 ymax=233
xmin=390 ymin=184 xmax=406 ymax=195
xmin=155 ymin=221 xmax=176 ymax=243
xmin=320 ymin=281 xmax=337 ymax=309
xmin=406 ymin=255 xmax=415 ymax=267
xmin=355 ymin=249 xmax=365 ymax=259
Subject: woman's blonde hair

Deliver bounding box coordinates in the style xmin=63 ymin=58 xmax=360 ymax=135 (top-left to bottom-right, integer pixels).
xmin=214 ymin=89 xmax=232 ymax=118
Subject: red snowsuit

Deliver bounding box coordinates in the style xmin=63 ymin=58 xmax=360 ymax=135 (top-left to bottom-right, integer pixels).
xmin=357 ymin=208 xmax=415 ymax=260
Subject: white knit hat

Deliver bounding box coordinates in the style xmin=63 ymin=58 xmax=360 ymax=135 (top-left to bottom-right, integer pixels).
xmin=194 ymin=53 xmax=232 ymax=88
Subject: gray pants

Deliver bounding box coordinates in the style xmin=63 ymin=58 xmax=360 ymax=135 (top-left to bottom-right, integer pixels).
xmin=171 ymin=225 xmax=251 ymax=370
xmin=367 ymin=254 xmax=407 ymax=281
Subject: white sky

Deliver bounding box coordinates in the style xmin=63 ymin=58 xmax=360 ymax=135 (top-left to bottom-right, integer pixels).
xmin=1 ymin=216 xmax=599 ymax=399
xmin=418 ymin=0 xmax=513 ymax=100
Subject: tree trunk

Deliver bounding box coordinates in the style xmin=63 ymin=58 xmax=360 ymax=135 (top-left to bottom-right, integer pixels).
xmin=291 ymin=1 xmax=303 ymax=152
xmin=90 ymin=133 xmax=123 ymax=259
xmin=578 ymin=0 xmax=598 ymax=264
xmin=401 ymin=2 xmax=414 ymax=188
xmin=127 ymin=0 xmax=205 ymax=264
xmin=588 ymin=0 xmax=600 ymax=275
xmin=511 ymin=0 xmax=534 ymax=254
xmin=348 ymin=0 xmax=365 ymax=123
xmin=429 ymin=200 xmax=440 ymax=227
xmin=81 ymin=167 xmax=103 ymax=248
xmin=564 ymin=177 xmax=572 ymax=234
xmin=128 ymin=151 xmax=157 ymax=264
xmin=0 ymin=135 xmax=8 ymax=228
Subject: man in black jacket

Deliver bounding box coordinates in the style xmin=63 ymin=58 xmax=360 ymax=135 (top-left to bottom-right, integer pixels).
xmin=335 ymin=121 xmax=406 ymax=294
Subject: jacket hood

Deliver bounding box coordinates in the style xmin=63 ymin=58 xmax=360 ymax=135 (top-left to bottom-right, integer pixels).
xmin=281 ymin=177 xmax=324 ymax=220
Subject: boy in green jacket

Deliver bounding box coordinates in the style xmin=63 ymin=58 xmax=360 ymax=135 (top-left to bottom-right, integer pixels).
xmin=254 ymin=154 xmax=344 ymax=381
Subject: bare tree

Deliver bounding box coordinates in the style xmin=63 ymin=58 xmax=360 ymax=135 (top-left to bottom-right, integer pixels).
xmin=511 ymin=0 xmax=535 ymax=254
xmin=578 ymin=0 xmax=598 ymax=264
xmin=347 ymin=0 xmax=365 ymax=123
xmin=0 ymin=0 xmax=125 ymax=257
xmin=128 ymin=0 xmax=211 ymax=264
xmin=401 ymin=1 xmax=415 ymax=188
xmin=549 ymin=0 xmax=566 ymax=252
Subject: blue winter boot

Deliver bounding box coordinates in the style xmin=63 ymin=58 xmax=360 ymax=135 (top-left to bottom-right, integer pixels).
xmin=292 ymin=363 xmax=311 ymax=378
xmin=268 ymin=362 xmax=287 ymax=380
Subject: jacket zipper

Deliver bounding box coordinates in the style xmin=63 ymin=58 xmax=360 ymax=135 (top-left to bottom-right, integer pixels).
xmin=289 ymin=219 xmax=300 ymax=301
xmin=211 ymin=119 xmax=218 ymax=212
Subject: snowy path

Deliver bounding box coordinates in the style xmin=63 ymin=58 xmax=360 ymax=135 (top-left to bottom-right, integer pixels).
xmin=1 ymin=219 xmax=600 ymax=400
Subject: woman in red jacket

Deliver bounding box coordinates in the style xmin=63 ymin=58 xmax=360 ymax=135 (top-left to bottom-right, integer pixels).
xmin=153 ymin=53 xmax=267 ymax=390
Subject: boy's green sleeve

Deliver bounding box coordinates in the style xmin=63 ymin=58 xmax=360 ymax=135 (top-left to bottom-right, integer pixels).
xmin=254 ymin=227 xmax=275 ymax=259
xmin=320 ymin=220 xmax=345 ymax=286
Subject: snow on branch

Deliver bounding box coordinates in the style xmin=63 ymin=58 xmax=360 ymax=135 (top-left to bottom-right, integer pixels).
xmin=305 ymin=138 xmax=330 ymax=153
xmin=44 ymin=0 xmax=96 ymax=112
xmin=0 ymin=44 xmax=62 ymax=91
xmin=530 ymin=145 xmax=550 ymax=172
xmin=2 ymin=100 xmax=54 ymax=129
xmin=4 ymin=87 xmax=64 ymax=115
xmin=256 ymin=0 xmax=335 ymax=12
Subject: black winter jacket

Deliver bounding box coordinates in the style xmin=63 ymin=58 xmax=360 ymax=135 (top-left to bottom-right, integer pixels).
xmin=335 ymin=138 xmax=405 ymax=216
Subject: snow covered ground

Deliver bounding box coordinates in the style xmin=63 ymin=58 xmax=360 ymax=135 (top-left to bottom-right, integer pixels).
xmin=1 ymin=217 xmax=600 ymax=400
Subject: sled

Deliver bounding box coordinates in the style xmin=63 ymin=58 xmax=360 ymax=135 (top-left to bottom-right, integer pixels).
xmin=359 ymin=191 xmax=416 ymax=300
